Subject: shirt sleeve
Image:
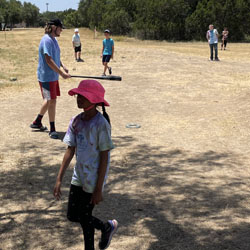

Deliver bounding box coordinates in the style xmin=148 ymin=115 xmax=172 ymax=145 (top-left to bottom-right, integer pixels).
xmin=98 ymin=120 xmax=114 ymax=152
xmin=111 ymin=39 xmax=114 ymax=46
xmin=42 ymin=39 xmax=53 ymax=57
xmin=63 ymin=118 xmax=76 ymax=147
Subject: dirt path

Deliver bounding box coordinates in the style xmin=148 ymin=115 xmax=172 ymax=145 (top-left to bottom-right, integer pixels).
xmin=1 ymin=29 xmax=250 ymax=250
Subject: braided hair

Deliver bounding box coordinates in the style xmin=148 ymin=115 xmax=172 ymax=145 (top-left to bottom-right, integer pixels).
xmin=102 ymin=103 xmax=110 ymax=125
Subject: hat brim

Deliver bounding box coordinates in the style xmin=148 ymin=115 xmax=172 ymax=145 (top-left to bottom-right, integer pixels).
xmin=68 ymin=88 xmax=110 ymax=106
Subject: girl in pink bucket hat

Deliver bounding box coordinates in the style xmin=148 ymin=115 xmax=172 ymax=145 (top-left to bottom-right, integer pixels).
xmin=54 ymin=80 xmax=118 ymax=250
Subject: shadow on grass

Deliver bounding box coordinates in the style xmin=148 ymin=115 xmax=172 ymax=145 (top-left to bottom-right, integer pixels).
xmin=0 ymin=137 xmax=250 ymax=249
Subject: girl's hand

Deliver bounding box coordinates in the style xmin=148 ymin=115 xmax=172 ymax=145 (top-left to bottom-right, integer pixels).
xmin=91 ymin=189 xmax=103 ymax=205
xmin=54 ymin=181 xmax=62 ymax=200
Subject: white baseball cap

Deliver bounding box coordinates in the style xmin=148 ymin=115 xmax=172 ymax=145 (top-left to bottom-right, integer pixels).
xmin=74 ymin=28 xmax=79 ymax=32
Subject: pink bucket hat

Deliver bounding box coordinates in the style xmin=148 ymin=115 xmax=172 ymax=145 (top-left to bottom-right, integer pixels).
xmin=68 ymin=80 xmax=109 ymax=106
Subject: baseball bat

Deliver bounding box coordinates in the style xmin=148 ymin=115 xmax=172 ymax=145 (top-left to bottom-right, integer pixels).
xmin=71 ymin=75 xmax=122 ymax=81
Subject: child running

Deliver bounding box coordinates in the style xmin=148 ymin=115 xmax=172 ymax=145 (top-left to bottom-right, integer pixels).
xmin=53 ymin=79 xmax=118 ymax=250
xmin=101 ymin=29 xmax=114 ymax=76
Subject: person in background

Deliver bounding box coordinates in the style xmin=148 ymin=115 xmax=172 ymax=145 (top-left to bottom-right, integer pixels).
xmin=30 ymin=19 xmax=71 ymax=139
xmin=206 ymin=24 xmax=220 ymax=61
xmin=221 ymin=27 xmax=229 ymax=50
xmin=72 ymin=28 xmax=83 ymax=62
xmin=101 ymin=29 xmax=114 ymax=76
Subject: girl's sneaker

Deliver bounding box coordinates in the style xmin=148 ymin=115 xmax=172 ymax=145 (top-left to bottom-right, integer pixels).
xmin=99 ymin=219 xmax=118 ymax=249
xmin=108 ymin=67 xmax=112 ymax=75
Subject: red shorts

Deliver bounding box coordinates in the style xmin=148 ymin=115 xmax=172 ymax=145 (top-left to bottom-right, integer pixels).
xmin=39 ymin=81 xmax=60 ymax=100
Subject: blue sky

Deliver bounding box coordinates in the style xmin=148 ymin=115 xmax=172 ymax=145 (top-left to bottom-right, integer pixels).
xmin=20 ymin=0 xmax=79 ymax=12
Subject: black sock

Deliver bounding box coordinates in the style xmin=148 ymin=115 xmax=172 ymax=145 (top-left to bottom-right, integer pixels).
xmin=35 ymin=114 xmax=43 ymax=124
xmin=50 ymin=122 xmax=55 ymax=132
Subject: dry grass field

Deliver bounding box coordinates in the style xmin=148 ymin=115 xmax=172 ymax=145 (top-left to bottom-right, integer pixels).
xmin=1 ymin=28 xmax=250 ymax=250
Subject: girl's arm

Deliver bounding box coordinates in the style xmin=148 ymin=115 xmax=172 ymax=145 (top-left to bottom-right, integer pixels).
xmin=54 ymin=146 xmax=75 ymax=200
xmin=91 ymin=150 xmax=109 ymax=205
xmin=45 ymin=54 xmax=70 ymax=79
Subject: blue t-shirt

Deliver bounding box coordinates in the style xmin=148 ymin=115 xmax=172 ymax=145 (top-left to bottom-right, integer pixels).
xmin=103 ymin=38 xmax=114 ymax=55
xmin=37 ymin=34 xmax=60 ymax=82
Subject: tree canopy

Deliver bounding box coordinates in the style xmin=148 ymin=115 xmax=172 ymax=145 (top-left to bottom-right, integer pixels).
xmin=1 ymin=0 xmax=250 ymax=41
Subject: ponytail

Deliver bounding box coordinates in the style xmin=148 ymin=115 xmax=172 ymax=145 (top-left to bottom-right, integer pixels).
xmin=102 ymin=103 xmax=111 ymax=125
xmin=44 ymin=23 xmax=53 ymax=34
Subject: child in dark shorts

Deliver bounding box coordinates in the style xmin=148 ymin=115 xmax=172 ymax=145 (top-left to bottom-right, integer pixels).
xmin=101 ymin=29 xmax=114 ymax=76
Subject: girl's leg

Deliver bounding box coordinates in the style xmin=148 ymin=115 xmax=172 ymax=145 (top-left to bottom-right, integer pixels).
xmin=79 ymin=195 xmax=110 ymax=250
xmin=67 ymin=185 xmax=107 ymax=250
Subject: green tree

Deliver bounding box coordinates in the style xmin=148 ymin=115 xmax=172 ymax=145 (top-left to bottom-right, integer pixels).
xmin=185 ymin=0 xmax=250 ymax=41
xmin=87 ymin=0 xmax=107 ymax=29
xmin=8 ymin=0 xmax=23 ymax=27
xmin=101 ymin=8 xmax=130 ymax=34
xmin=0 ymin=0 xmax=9 ymax=29
xmin=78 ymin=0 xmax=92 ymax=27
xmin=134 ymin=0 xmax=190 ymax=40
xmin=64 ymin=10 xmax=81 ymax=28
xmin=22 ymin=2 xmax=39 ymax=27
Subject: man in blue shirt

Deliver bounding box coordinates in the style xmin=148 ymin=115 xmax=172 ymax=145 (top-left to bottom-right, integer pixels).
xmin=206 ymin=24 xmax=220 ymax=61
xmin=30 ymin=19 xmax=71 ymax=139
xmin=101 ymin=29 xmax=114 ymax=76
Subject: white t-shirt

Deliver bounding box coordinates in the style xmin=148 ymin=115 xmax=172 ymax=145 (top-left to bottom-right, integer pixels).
xmin=63 ymin=112 xmax=114 ymax=193
xmin=72 ymin=34 xmax=81 ymax=47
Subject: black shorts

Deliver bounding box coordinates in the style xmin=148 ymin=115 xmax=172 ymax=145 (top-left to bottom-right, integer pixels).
xmin=102 ymin=55 xmax=111 ymax=63
xmin=67 ymin=184 xmax=94 ymax=223
xmin=74 ymin=44 xmax=81 ymax=53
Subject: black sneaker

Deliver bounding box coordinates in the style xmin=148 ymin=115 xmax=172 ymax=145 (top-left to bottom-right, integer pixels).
xmin=99 ymin=220 xmax=118 ymax=250
xmin=215 ymin=58 xmax=220 ymax=61
xmin=30 ymin=123 xmax=47 ymax=131
xmin=108 ymin=67 xmax=112 ymax=75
